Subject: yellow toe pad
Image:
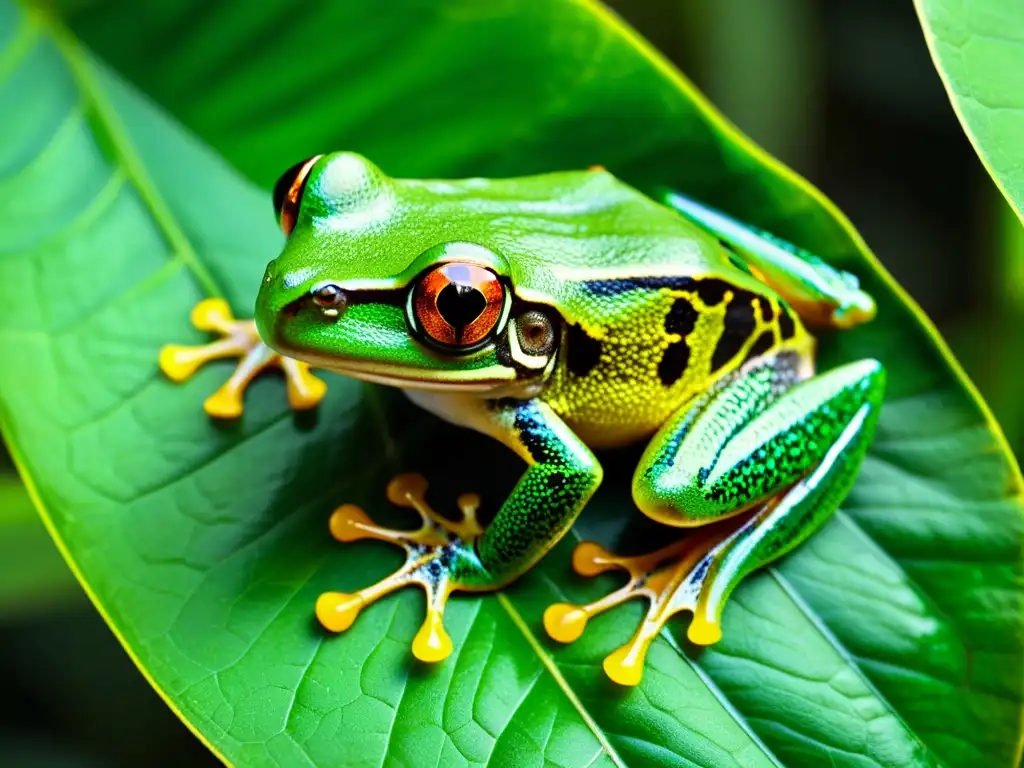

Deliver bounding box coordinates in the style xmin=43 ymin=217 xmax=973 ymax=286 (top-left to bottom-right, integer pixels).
xmin=317 ymin=474 xmax=485 ymax=664
xmin=159 ymin=299 xmax=326 ymax=418
xmin=544 ymin=530 xmax=729 ymax=686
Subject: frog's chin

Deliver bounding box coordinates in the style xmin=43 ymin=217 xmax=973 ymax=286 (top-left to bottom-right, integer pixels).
xmin=319 ymin=358 xmax=518 ymax=394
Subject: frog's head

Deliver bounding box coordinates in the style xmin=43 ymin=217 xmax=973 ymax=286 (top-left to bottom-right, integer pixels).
xmin=255 ymin=152 xmax=559 ymax=394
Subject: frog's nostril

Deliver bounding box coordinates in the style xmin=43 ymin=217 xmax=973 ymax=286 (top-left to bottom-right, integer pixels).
xmin=310 ymin=281 xmax=347 ymax=318
xmin=262 ymin=260 xmax=277 ymax=285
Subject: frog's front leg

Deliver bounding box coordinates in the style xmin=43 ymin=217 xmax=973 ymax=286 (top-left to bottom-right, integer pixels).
xmin=544 ymin=354 xmax=885 ymax=685
xmin=159 ymin=299 xmax=326 ymax=418
xmin=661 ymin=190 xmax=876 ymax=329
xmin=316 ymin=397 xmax=602 ymax=662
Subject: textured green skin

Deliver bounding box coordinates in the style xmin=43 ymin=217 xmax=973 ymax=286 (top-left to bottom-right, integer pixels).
xmin=458 ymin=398 xmax=602 ymax=587
xmin=634 ymin=357 xmax=886 ymax=524
xmin=703 ymin=398 xmax=879 ymax=611
xmin=409 ymin=396 xmax=603 ymax=589
xmin=677 ymin=371 xmax=883 ymax=632
xmin=256 ymin=151 xmax=885 ymax=601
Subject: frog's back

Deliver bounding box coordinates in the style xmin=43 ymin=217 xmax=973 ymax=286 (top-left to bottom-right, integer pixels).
xmin=398 ymin=168 xmax=814 ymax=447
xmin=304 ymin=155 xmax=759 ymax=327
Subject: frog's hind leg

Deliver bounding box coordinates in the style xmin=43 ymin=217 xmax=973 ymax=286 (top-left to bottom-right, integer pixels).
xmin=544 ymin=355 xmax=885 ymax=685
xmin=159 ymin=298 xmax=326 ymax=418
xmin=660 ymin=190 xmax=876 ymax=329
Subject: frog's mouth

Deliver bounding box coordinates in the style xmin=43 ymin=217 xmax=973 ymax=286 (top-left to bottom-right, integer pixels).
xmin=307 ymin=356 xmax=518 ymax=393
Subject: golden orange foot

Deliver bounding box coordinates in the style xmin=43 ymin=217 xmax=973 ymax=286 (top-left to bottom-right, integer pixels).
xmin=158 ymin=298 xmax=326 ymax=418
xmin=316 ymin=474 xmax=483 ymax=663
xmin=544 ymin=529 xmax=734 ymax=687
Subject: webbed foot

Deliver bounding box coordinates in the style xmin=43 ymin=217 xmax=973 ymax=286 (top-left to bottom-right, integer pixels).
xmin=159 ymin=298 xmax=326 ymax=418
xmin=544 ymin=518 xmax=752 ymax=686
xmin=316 ymin=474 xmax=486 ymax=663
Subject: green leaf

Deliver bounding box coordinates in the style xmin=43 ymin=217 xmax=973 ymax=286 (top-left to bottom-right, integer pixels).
xmin=914 ymin=0 xmax=1024 ymax=222
xmin=3 ymin=1 xmax=1023 ymax=766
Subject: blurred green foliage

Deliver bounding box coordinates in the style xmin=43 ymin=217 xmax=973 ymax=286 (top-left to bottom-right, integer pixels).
xmin=0 ymin=452 xmax=74 ymax=615
xmin=1 ymin=0 xmax=1021 ymax=766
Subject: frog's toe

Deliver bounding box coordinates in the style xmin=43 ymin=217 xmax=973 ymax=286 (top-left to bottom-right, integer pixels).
xmin=544 ymin=527 xmax=736 ymax=686
xmin=831 ymin=292 xmax=877 ymax=329
xmin=159 ymin=299 xmax=326 ymax=418
xmin=281 ymin=357 xmax=328 ymax=410
xmin=202 ymin=381 xmax=248 ymax=419
xmin=158 ymin=344 xmax=209 ymax=382
xmin=317 ymin=474 xmax=484 ymax=663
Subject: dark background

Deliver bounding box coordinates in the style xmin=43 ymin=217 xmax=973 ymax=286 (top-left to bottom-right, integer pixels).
xmin=2 ymin=1 xmax=1019 ymax=765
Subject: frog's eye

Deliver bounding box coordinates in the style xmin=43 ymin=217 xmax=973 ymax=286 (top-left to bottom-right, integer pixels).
xmin=273 ymin=155 xmax=322 ymax=236
xmin=411 ymin=263 xmax=505 ymax=349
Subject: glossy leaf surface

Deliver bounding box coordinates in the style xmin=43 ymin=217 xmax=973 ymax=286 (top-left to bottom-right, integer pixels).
xmin=915 ymin=0 xmax=1024 ymax=221
xmin=3 ymin=1 xmax=1022 ymax=766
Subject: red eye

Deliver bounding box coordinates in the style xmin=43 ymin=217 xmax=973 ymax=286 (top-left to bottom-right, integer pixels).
xmin=272 ymin=155 xmax=322 ymax=236
xmin=412 ymin=263 xmax=505 ymax=348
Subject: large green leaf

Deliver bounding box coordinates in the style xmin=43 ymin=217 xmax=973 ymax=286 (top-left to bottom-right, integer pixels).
xmin=3 ymin=1 xmax=1022 ymax=766
xmin=914 ymin=0 xmax=1024 ymax=222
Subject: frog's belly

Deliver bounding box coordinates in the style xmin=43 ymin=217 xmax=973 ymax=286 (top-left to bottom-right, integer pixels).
xmin=541 ymin=347 xmax=817 ymax=452
xmin=539 ymin=347 xmax=704 ymax=450
xmin=564 ymin=417 xmax=662 ymax=450
xmin=543 ymin=389 xmax=683 ymax=450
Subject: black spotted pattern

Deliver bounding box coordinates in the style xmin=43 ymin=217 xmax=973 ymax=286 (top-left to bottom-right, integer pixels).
xmin=710 ymin=290 xmax=757 ymax=372
xmin=745 ymin=329 xmax=775 ymax=362
xmin=658 ymin=340 xmax=691 ymax=386
xmin=545 ymin=471 xmax=567 ymax=490
xmin=664 ymin=297 xmax=698 ymax=336
xmin=695 ymin=279 xmax=730 ymax=307
xmin=502 ymin=399 xmax=558 ymax=464
xmin=565 ymin=324 xmax=603 ymax=377
xmin=583 ymin=276 xmax=696 ymax=296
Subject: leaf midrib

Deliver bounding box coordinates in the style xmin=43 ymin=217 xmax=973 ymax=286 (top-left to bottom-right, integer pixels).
xmin=40 ymin=10 xmax=224 ymax=300
xmin=495 ymin=591 xmax=627 ymax=767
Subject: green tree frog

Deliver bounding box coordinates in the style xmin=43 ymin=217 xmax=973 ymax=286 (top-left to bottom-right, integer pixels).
xmin=160 ymin=153 xmax=884 ymax=685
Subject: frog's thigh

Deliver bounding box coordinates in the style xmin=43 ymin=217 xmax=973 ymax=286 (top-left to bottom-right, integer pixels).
xmin=661 ymin=191 xmax=876 ymax=328
xmin=632 ymin=356 xmax=886 ymax=527
xmin=686 ymin=388 xmax=881 ymax=644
